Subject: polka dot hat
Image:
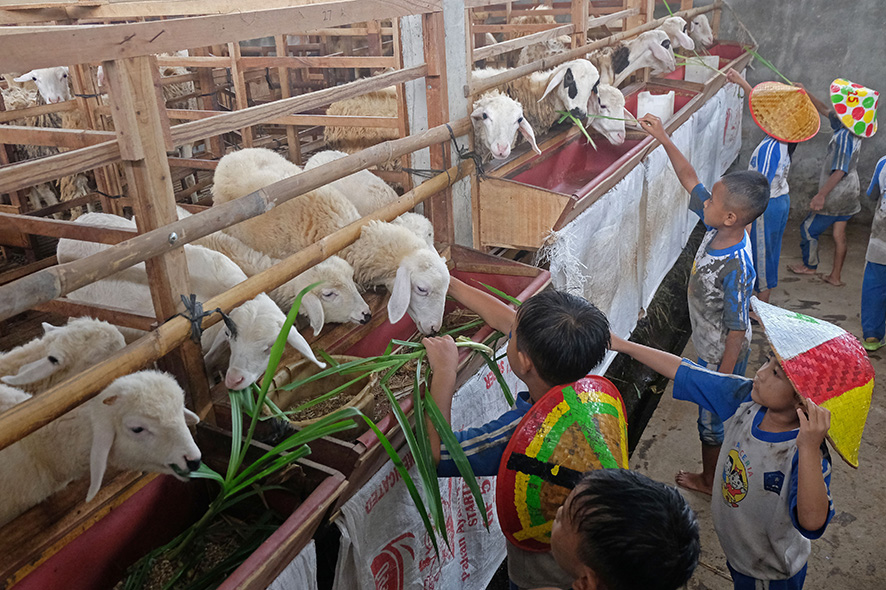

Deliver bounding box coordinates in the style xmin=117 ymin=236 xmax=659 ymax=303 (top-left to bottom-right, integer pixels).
xmin=830 ymin=78 xmax=879 ymax=138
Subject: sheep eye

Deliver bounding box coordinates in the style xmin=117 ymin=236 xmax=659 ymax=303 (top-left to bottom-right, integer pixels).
xmin=62 ymin=73 xmax=67 ymax=78
xmin=31 ymin=76 xmax=37 ymax=81
xmin=517 ymin=116 xmax=523 ymax=123
xmin=416 ymin=286 xmax=429 ymax=295
xmin=662 ymin=40 xmax=671 ymax=49
xmin=322 ymin=290 xmax=337 ymax=300
xmin=482 ymin=112 xmax=488 ymax=120
xmin=130 ymin=426 xmax=145 ymax=434
xmin=47 ymin=355 xmax=59 ymax=365
xmin=224 ymin=329 xmax=232 ymax=338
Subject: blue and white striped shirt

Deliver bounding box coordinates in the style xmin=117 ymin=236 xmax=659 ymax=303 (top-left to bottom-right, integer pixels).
xmin=749 ymin=137 xmax=790 ymax=199
xmin=818 ymin=112 xmax=863 ymax=216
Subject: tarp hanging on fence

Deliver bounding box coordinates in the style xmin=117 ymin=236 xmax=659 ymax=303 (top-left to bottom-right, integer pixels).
xmin=269 ymin=540 xmax=318 ymax=590
xmin=334 ymin=349 xmax=521 ymax=590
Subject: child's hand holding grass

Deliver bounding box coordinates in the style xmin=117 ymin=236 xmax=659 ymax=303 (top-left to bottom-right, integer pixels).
xmin=424 ymin=335 xmax=459 ymax=377
xmin=639 ymin=114 xmax=668 ymax=140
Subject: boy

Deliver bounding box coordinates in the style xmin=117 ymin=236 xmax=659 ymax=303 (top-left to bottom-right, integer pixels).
xmin=424 ymin=279 xmax=610 ymax=590
xmin=861 ymin=155 xmax=886 ymax=351
xmin=788 ymin=79 xmax=879 ymax=287
xmin=545 ymin=469 xmax=700 ymax=590
xmin=640 ymin=113 xmax=769 ymax=494
xmin=725 ymin=68 xmax=819 ymax=303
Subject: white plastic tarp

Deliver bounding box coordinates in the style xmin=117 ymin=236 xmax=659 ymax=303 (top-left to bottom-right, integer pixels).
xmin=268 ymin=540 xmax=318 ymax=590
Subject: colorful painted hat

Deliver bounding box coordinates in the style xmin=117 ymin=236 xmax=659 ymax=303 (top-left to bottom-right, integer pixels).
xmin=751 ymin=298 xmax=875 ymax=468
xmin=749 ymin=82 xmax=820 ymax=142
xmin=830 ymin=78 xmax=879 ymax=138
xmin=496 ymin=376 xmax=628 ymax=552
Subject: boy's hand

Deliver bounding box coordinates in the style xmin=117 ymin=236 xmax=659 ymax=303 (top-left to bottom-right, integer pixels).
xmin=810 ymin=193 xmax=826 ymax=211
xmin=725 ymin=68 xmax=742 ymax=86
xmin=609 ymin=330 xmax=627 ymax=353
xmin=423 ymin=335 xmax=459 ymax=376
xmin=639 ymin=114 xmax=668 ymax=141
xmin=796 ymin=398 xmax=831 ymax=451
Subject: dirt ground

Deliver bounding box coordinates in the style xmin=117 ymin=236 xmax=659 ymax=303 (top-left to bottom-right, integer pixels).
xmin=631 ymin=215 xmax=885 ymax=589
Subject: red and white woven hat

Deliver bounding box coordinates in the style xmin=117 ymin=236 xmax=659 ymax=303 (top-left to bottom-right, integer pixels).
xmin=751 ymin=298 xmax=875 ymax=467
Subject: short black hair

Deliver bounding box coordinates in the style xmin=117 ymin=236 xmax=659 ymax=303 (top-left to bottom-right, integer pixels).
xmin=720 ymin=170 xmax=770 ymax=225
xmin=568 ymin=469 xmax=700 ymax=590
xmin=515 ymin=290 xmax=609 ymax=386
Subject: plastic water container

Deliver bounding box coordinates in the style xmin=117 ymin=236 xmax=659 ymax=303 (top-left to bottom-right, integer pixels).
xmin=684 ymin=55 xmax=721 ymax=84
xmin=637 ymin=90 xmax=675 ymax=122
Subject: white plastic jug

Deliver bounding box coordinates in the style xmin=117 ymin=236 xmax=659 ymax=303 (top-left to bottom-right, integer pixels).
xmin=684 ymin=55 xmax=721 ymax=84
xmin=637 ymin=90 xmax=675 ymax=122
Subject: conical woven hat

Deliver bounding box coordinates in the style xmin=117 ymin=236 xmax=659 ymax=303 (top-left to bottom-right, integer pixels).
xmin=496 ymin=376 xmax=628 ymax=552
xmin=751 ymin=298 xmax=874 ymax=468
xmin=830 ymin=78 xmax=878 ymax=138
xmin=749 ymin=82 xmax=820 ymax=142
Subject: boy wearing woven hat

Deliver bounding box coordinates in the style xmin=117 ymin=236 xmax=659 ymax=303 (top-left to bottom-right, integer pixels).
xmin=861 ymin=155 xmax=886 ymax=351
xmin=640 ymin=113 xmax=769 ymax=495
xmin=726 ymin=68 xmax=819 ymax=303
xmin=609 ymin=295 xmax=878 ymax=589
xmin=788 ymin=79 xmax=879 ymax=287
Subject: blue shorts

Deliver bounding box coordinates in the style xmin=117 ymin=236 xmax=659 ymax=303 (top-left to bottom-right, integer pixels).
xmin=728 ymin=562 xmax=808 ymax=590
xmin=696 ymin=352 xmax=749 ymax=446
xmin=750 ymin=194 xmax=790 ymax=292
xmin=799 ymin=213 xmax=853 ymax=269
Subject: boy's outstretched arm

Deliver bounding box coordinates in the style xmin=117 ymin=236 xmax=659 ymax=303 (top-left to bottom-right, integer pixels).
xmin=610 ymin=332 xmax=681 ymax=380
xmin=639 ymin=114 xmax=700 ymax=193
xmin=725 ymin=68 xmax=753 ymax=96
xmin=424 ymin=336 xmax=459 ymax=465
xmin=448 ymin=276 xmax=516 ymax=335
xmin=802 ymin=85 xmax=832 ymax=118
xmin=795 ymin=399 xmax=832 ymax=531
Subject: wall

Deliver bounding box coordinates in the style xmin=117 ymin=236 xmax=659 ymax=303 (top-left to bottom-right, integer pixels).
xmin=681 ymin=1 xmax=886 ymax=219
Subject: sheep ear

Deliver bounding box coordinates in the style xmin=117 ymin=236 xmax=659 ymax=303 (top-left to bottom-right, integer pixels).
xmin=184 ymin=408 xmax=200 ymax=427
xmin=286 ymin=328 xmax=325 ymax=369
xmin=651 ymin=41 xmax=673 ymax=64
xmin=299 ymin=292 xmax=325 ymax=336
xmin=1 ymin=357 xmax=61 ymax=386
xmin=42 ymin=322 xmax=59 ymax=334
xmin=388 ymin=265 xmax=412 ymax=324
xmin=540 ymin=66 xmax=569 ymax=102
xmin=87 ymin=418 xmax=115 ymax=502
xmin=519 ymin=118 xmax=542 ymax=155
xmin=13 ymin=71 xmax=33 ymax=83
xmin=675 ymin=30 xmax=695 ymax=51
xmin=470 ymin=105 xmax=486 ymax=121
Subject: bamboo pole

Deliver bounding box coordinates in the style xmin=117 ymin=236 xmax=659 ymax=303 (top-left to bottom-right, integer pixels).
xmin=0 ymin=157 xmax=474 ymax=453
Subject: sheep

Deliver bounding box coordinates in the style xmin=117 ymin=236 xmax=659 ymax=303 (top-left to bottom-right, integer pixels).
xmin=469 ymin=89 xmax=541 ymax=161
xmin=392 ymin=212 xmax=434 ymax=248
xmin=587 ymin=82 xmax=629 ymax=145
xmin=471 ymin=59 xmax=600 ymax=136
xmin=324 ymin=87 xmax=400 ymax=156
xmin=0 ymin=317 xmax=126 ymax=395
xmin=589 ymin=31 xmax=676 ymax=87
xmin=345 ymin=220 xmax=450 ymax=335
xmin=303 ymin=149 xmax=399 ymax=217
xmin=658 ymin=16 xmax=695 ymax=52
xmin=688 ymin=14 xmax=714 ymax=49
xmin=211 ymin=148 xmax=361 ymax=260
xmin=13 ymin=66 xmax=70 ymax=104
xmin=0 ymin=370 xmax=201 ymax=527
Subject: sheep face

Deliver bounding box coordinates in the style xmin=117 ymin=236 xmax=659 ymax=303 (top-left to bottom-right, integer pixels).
xmin=660 ymin=16 xmax=695 ymax=51
xmin=588 ymin=84 xmax=628 ymax=146
xmin=471 ymin=91 xmax=540 ymax=160
xmin=392 ymin=212 xmax=435 ymax=248
xmin=540 ymin=60 xmax=600 ymax=122
xmin=88 ymin=371 xmax=201 ymax=501
xmin=1 ymin=318 xmax=126 ymax=388
xmin=689 ymin=15 xmax=714 ymax=48
xmin=642 ymin=31 xmax=677 ymax=75
xmin=299 ymin=256 xmax=372 ymax=335
xmin=214 ymin=295 xmax=324 ymax=391
xmin=13 ymin=67 xmax=70 ymax=104
xmin=387 ymin=250 xmax=450 ymax=336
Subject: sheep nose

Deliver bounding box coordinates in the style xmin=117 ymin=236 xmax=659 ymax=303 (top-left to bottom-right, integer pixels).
xmin=360 ymin=311 xmax=372 ymax=324
xmin=225 ymin=371 xmax=246 ymax=390
xmin=186 ymin=458 xmax=201 ymax=472
xmin=570 ymin=107 xmax=586 ymax=119
xmin=494 ymin=143 xmax=510 ymax=157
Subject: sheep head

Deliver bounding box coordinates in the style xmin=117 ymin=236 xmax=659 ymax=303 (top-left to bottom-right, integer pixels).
xmin=387 ymin=249 xmax=451 ymax=336
xmin=588 ymin=84 xmax=628 ymax=145
xmin=689 ymin=15 xmax=714 ymax=49
xmin=392 ymin=212 xmax=435 ymax=248
xmin=659 ymin=16 xmax=695 ymax=51
xmin=471 ymin=90 xmax=540 ymax=160
xmin=616 ymin=31 xmax=676 ymax=86
xmin=13 ymin=67 xmax=70 ymax=104
xmin=209 ymin=294 xmax=325 ymax=391
xmin=2 ymin=318 xmax=126 ymax=388
xmin=87 ymin=370 xmax=201 ymax=502
xmin=539 ymin=59 xmax=600 ymax=121
xmin=298 ymin=256 xmax=372 ymax=336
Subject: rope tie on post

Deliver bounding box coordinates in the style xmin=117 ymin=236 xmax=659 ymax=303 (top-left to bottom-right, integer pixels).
xmin=176 ymin=294 xmax=238 ymax=343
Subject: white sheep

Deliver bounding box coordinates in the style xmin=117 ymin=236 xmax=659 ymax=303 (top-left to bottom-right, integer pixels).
xmin=471 ymin=59 xmax=600 ymax=136
xmin=304 ymin=149 xmax=399 ymax=217
xmin=0 ymin=317 xmax=126 ymax=395
xmin=689 ymin=14 xmax=714 ymax=49
xmin=589 ymin=31 xmax=676 ymax=87
xmin=324 ymin=87 xmax=400 ymax=156
xmin=392 ymin=212 xmax=434 ymax=248
xmin=0 ymin=370 xmax=201 ymax=527
xmin=587 ymin=83 xmax=629 ymax=145
xmin=658 ymin=16 xmax=695 ymax=52
xmin=470 ymin=89 xmax=541 ymax=161
xmin=13 ymin=66 xmax=70 ymax=104
xmin=345 ymin=220 xmax=450 ymax=335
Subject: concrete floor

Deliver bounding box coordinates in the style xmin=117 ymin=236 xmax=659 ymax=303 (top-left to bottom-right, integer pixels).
xmin=631 ymin=215 xmax=886 ymax=589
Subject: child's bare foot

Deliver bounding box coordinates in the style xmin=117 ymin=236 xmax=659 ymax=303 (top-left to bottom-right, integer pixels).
xmin=820 ymin=274 xmax=845 ymax=287
xmin=675 ymin=470 xmax=713 ymax=495
xmin=787 ymin=263 xmax=817 ymax=275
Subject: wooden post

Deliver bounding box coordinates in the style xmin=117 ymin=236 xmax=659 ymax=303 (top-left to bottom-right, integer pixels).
xmin=571 ymin=0 xmax=588 ymax=48
xmin=228 ymin=41 xmax=254 ymax=148
xmin=421 ymin=11 xmax=454 ymax=244
xmin=275 ymin=34 xmax=302 ymax=165
xmin=680 ymin=0 xmax=694 ymax=10
xmin=194 ymin=46 xmax=224 ymax=159
xmin=711 ymin=3 xmax=721 ymax=38
xmin=393 ymin=19 xmax=412 ymax=192
xmin=103 ymin=55 xmax=214 ymax=420
xmin=625 ymin=0 xmax=644 ymax=30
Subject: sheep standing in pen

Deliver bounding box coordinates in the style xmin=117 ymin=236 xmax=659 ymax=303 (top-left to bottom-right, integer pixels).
xmin=392 ymin=212 xmax=435 ymax=248
xmin=304 ymin=149 xmax=399 ymax=217
xmin=0 ymin=370 xmax=201 ymax=527
xmin=587 ymin=83 xmax=629 ymax=145
xmin=324 ymin=87 xmax=399 ymax=159
xmin=345 ymin=220 xmax=450 ymax=336
xmin=0 ymin=317 xmax=126 ymax=395
xmin=588 ymin=31 xmax=676 ymax=87
xmin=658 ymin=16 xmax=695 ymax=52
xmin=689 ymin=14 xmax=714 ymax=49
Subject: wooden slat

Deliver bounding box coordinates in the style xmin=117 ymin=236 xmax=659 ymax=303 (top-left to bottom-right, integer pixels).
xmin=0 ymin=99 xmax=78 ymax=124
xmin=166 ymin=156 xmax=218 ymax=170
xmin=34 ymin=299 xmax=158 ymax=332
xmin=0 ymin=0 xmax=445 ymax=72
xmin=472 ymin=24 xmax=574 ymax=62
xmin=275 ymin=33 xmax=300 ymax=165
xmin=0 ymin=212 xmax=135 ymax=242
xmin=166 ymin=109 xmax=401 ymax=128
xmin=0 ymin=255 xmax=56 ymax=286
xmin=478 ymin=177 xmax=572 ymax=250
xmin=156 ymin=55 xmax=400 ymax=70
xmin=0 ymin=125 xmax=114 ymax=149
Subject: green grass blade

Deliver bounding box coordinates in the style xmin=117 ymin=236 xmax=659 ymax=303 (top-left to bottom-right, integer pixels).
xmin=478 ymin=282 xmax=523 ymax=306
xmin=745 ymin=47 xmax=793 ymax=85
xmin=188 ymin=463 xmax=225 ymax=484
xmin=476 ymin=349 xmax=514 ymax=406
xmin=661 ymin=0 xmax=674 ymax=16
xmin=226 ymin=390 xmax=244 ymax=482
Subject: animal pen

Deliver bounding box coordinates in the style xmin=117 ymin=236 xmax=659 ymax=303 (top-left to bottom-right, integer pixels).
xmin=0 ymin=0 xmax=752 ymax=588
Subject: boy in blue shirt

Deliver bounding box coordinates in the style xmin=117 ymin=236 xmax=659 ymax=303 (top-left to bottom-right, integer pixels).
xmin=861 ymin=155 xmax=886 ymax=351
xmin=640 ymin=113 xmax=769 ymax=495
xmin=424 ymin=280 xmax=609 ymax=590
